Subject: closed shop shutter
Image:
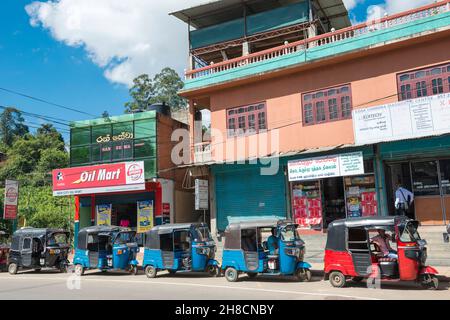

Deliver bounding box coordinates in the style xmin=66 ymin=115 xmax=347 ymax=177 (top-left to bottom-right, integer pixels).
xmin=215 ymin=166 xmax=287 ymax=232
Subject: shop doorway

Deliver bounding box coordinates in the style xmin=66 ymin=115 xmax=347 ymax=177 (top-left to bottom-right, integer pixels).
xmin=385 ymin=162 xmax=415 ymax=219
xmin=385 ymin=160 xmax=449 ymax=225
xmin=322 ymin=178 xmax=346 ymax=228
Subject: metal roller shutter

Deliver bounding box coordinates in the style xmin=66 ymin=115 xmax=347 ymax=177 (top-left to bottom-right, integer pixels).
xmin=215 ymin=166 xmax=287 ymax=232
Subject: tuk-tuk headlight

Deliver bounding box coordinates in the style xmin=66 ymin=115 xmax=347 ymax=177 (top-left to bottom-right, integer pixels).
xmin=117 ymin=249 xmax=123 ymax=255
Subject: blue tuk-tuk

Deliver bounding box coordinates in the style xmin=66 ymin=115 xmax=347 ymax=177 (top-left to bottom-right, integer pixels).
xmin=221 ymin=219 xmax=312 ymax=282
xmin=73 ymin=226 xmax=139 ymax=276
xmin=143 ymin=223 xmax=219 ymax=278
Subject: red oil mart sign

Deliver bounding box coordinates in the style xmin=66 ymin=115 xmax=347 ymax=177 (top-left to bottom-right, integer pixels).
xmin=52 ymin=161 xmax=145 ymax=196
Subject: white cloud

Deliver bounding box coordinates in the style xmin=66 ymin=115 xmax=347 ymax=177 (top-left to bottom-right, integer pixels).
xmin=365 ymin=0 xmax=437 ymax=22
xmin=25 ymin=0 xmax=207 ymax=87
xmin=342 ymin=0 xmax=364 ymax=11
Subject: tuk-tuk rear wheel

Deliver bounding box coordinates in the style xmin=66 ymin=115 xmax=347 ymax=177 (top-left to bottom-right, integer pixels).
xmin=225 ymin=267 xmax=238 ymax=282
xmin=8 ymin=263 xmax=18 ymax=275
xmin=329 ymin=271 xmax=346 ymax=288
xmin=145 ymin=266 xmax=157 ymax=278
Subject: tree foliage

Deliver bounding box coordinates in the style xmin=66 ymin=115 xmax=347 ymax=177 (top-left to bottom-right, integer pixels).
xmin=0 ymin=110 xmax=71 ymax=232
xmin=124 ymin=68 xmax=187 ymax=113
xmin=0 ymin=107 xmax=29 ymax=146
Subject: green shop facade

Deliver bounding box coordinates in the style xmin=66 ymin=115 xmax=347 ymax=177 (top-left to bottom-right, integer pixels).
xmin=210 ymin=134 xmax=450 ymax=234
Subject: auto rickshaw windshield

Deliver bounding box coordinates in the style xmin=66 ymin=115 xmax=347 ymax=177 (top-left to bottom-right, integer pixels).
xmin=114 ymin=232 xmax=136 ymax=245
xmin=399 ymin=221 xmax=421 ymax=242
xmin=47 ymin=233 xmax=69 ymax=246
xmin=195 ymin=227 xmax=213 ymax=242
xmin=280 ymin=225 xmax=300 ymax=241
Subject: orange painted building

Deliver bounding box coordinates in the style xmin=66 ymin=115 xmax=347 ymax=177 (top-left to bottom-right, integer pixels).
xmin=172 ymin=0 xmax=450 ymax=233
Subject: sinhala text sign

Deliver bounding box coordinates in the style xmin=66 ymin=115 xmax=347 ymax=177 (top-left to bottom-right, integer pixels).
xmin=52 ymin=161 xmax=145 ymax=196
xmin=288 ymin=152 xmax=365 ymax=182
xmin=195 ymin=179 xmax=209 ymax=210
xmin=353 ymin=93 xmax=450 ymax=145
xmin=3 ymin=180 xmax=19 ymax=220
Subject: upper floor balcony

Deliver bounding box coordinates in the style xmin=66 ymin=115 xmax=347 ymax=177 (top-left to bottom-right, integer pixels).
xmin=182 ymin=0 xmax=450 ymax=93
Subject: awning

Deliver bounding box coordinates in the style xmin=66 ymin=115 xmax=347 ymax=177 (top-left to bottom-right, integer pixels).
xmin=170 ymin=0 xmax=351 ymax=30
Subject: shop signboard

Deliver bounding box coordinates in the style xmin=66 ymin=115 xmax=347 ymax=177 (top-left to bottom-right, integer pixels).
xmin=353 ymin=93 xmax=450 ymax=145
xmin=52 ymin=161 xmax=145 ymax=196
xmin=162 ymin=203 xmax=170 ymax=224
xmin=96 ymin=204 xmax=112 ymax=226
xmin=3 ymin=180 xmax=19 ymax=220
xmin=195 ymin=179 xmax=209 ymax=210
xmin=137 ymin=200 xmax=154 ymax=233
xmin=288 ymin=152 xmax=364 ymax=182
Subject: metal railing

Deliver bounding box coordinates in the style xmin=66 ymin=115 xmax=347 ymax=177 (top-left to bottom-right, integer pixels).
xmin=185 ymin=0 xmax=450 ymax=80
xmin=193 ymin=142 xmax=212 ymax=163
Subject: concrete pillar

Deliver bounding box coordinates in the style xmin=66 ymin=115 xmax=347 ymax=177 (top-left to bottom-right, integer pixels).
xmin=188 ymin=53 xmax=195 ymax=72
xmin=209 ymin=169 xmax=217 ymax=238
xmin=307 ymin=23 xmax=317 ymax=48
xmin=242 ymin=41 xmax=250 ymax=56
xmin=374 ymin=146 xmax=389 ymax=216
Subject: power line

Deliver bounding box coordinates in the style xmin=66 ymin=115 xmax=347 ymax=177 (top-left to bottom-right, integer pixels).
xmin=0 ymin=105 xmax=71 ymax=127
xmin=0 ymin=86 xmax=97 ymax=118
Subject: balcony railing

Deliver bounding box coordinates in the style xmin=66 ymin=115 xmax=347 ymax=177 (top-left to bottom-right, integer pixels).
xmin=194 ymin=142 xmax=212 ymax=163
xmin=185 ymin=0 xmax=450 ymax=80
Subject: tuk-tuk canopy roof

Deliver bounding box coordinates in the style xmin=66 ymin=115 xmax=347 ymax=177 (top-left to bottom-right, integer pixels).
xmin=78 ymin=225 xmax=131 ymax=235
xmin=13 ymin=227 xmax=68 ymax=238
xmin=226 ymin=219 xmax=295 ymax=231
xmin=148 ymin=223 xmax=208 ymax=235
xmin=144 ymin=223 xmax=210 ymax=249
xmin=328 ymin=216 xmax=412 ymax=229
xmin=325 ymin=216 xmax=413 ymax=252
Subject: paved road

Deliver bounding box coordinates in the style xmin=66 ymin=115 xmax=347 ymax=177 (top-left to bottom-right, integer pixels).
xmin=0 ymin=269 xmax=449 ymax=300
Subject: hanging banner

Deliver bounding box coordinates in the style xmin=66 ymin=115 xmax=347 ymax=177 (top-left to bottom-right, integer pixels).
xmin=137 ymin=200 xmax=154 ymax=233
xmin=353 ymin=93 xmax=450 ymax=145
xmin=96 ymin=204 xmax=112 ymax=226
xmin=288 ymin=152 xmax=364 ymax=182
xmin=3 ymin=180 xmax=19 ymax=220
xmin=52 ymin=161 xmax=145 ymax=196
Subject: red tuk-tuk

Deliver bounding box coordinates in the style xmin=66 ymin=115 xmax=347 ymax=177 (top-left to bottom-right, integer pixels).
xmin=0 ymin=231 xmax=10 ymax=272
xmin=324 ymin=216 xmax=439 ymax=289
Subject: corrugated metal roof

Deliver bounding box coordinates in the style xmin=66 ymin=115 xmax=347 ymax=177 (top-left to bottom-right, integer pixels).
xmin=171 ymin=0 xmax=351 ymax=30
xmin=315 ymin=0 xmax=351 ymax=30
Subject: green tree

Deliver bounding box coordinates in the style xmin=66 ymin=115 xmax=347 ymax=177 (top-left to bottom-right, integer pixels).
xmin=124 ymin=74 xmax=154 ymax=113
xmin=0 ymin=107 xmax=29 ymax=146
xmin=151 ymin=67 xmax=186 ymax=111
xmin=0 ymin=122 xmax=71 ymax=233
xmin=0 ymin=123 xmax=68 ymax=186
xmin=124 ymin=68 xmax=187 ymax=113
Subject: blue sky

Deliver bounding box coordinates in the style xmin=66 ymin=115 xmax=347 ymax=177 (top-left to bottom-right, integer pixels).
xmin=0 ymin=0 xmax=424 ymax=142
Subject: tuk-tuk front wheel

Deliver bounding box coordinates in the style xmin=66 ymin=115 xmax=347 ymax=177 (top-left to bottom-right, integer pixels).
xmin=206 ymin=265 xmax=219 ymax=277
xmin=224 ymin=267 xmax=238 ymax=282
xmin=129 ymin=265 xmax=138 ymax=276
xmin=145 ymin=266 xmax=157 ymax=278
xmin=8 ymin=263 xmax=18 ymax=275
xmin=296 ymin=268 xmax=312 ymax=282
xmin=329 ymin=271 xmax=347 ymax=288
xmin=420 ymin=274 xmax=439 ymax=290
xmin=74 ymin=264 xmax=84 ymax=277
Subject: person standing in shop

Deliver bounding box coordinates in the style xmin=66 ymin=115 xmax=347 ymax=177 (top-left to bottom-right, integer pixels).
xmin=395 ymin=182 xmax=414 ymax=217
